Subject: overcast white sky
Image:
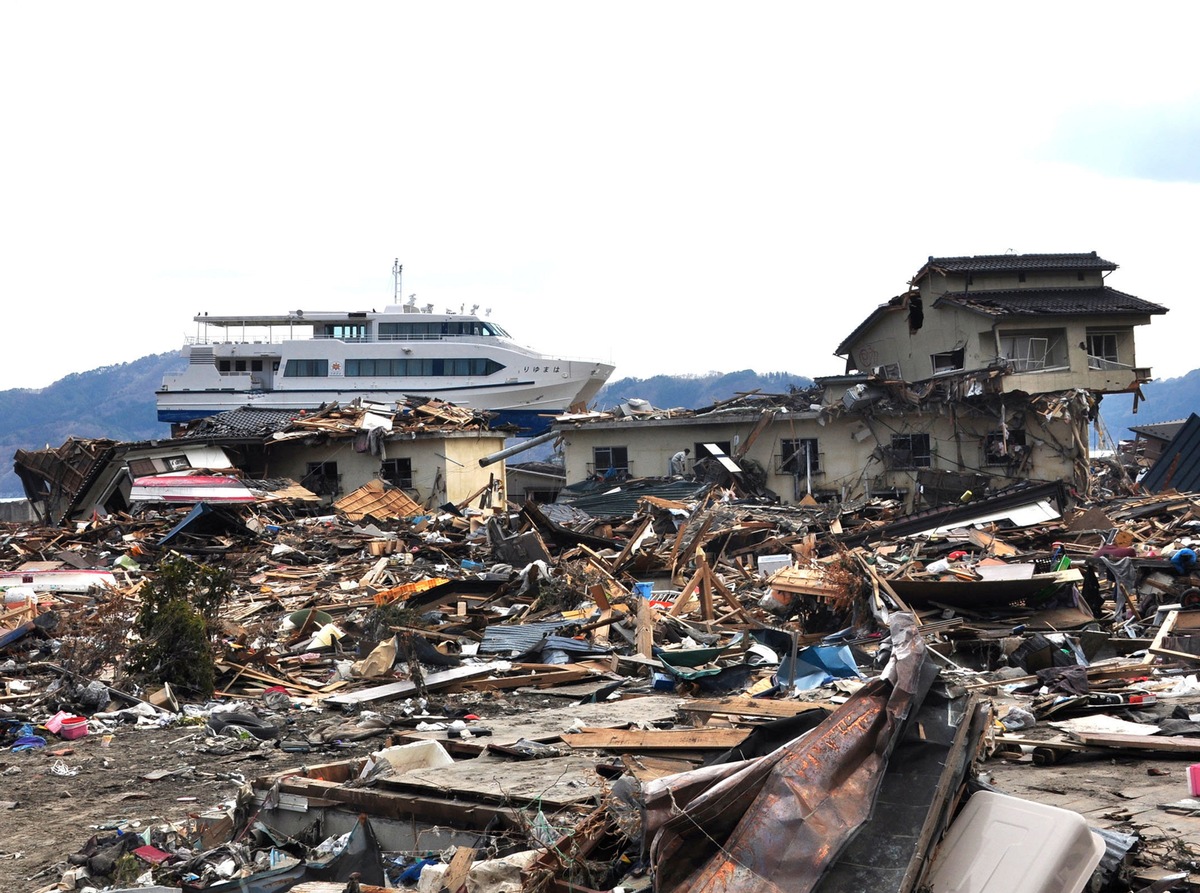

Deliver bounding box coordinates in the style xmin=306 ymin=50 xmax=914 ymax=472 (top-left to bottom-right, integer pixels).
xmin=3 ymin=2 xmax=1199 ymax=396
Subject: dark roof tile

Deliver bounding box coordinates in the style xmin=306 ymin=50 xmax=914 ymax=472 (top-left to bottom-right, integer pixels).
xmin=917 ymin=253 xmax=1118 ymax=277
xmin=1142 ymin=414 xmax=1200 ymax=493
xmin=179 ymin=408 xmax=302 ymax=439
xmin=936 ymin=286 xmax=1166 ymax=317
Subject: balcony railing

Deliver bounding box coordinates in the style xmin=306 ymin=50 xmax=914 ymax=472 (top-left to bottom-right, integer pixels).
xmin=1087 ymin=354 xmax=1133 ymax=371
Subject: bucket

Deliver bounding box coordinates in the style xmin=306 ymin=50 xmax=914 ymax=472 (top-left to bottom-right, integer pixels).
xmin=288 ymin=608 xmax=333 ymax=629
xmin=59 ymin=717 xmax=89 ymax=740
xmin=633 ymin=582 xmax=654 ymax=599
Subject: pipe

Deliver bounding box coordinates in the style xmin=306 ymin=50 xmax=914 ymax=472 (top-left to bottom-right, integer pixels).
xmin=478 ymin=430 xmax=559 ymax=467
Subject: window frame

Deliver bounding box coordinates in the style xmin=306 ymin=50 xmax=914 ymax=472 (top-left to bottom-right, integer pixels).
xmin=1086 ymin=331 xmax=1121 ymax=370
xmin=889 ymin=433 xmax=932 ymax=469
xmin=381 ymin=457 xmax=414 ymax=489
xmin=983 ymin=429 xmax=1028 ymax=466
xmin=592 ymin=445 xmax=630 ymax=476
xmin=780 ymin=437 xmax=821 ymax=473
xmin=283 ymin=359 xmax=330 ymax=378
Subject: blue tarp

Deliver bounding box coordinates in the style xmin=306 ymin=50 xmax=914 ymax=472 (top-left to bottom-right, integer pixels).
xmin=775 ymin=644 xmax=862 ymax=691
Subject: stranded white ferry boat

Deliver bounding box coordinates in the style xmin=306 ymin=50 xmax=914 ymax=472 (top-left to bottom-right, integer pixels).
xmin=156 ymin=280 xmax=614 ymax=432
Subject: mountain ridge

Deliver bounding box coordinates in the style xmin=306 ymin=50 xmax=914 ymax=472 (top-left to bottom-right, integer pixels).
xmin=0 ymin=355 xmax=1193 ymax=496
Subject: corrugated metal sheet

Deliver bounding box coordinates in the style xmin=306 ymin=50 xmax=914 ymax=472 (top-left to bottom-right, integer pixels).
xmin=560 ymin=480 xmax=713 ymax=520
xmin=478 ymin=621 xmax=566 ymax=654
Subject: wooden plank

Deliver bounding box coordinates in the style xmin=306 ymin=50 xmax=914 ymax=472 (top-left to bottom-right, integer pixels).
xmin=441 ymin=846 xmax=476 ymax=893
xmin=275 ymin=777 xmax=523 ymax=831
xmin=380 ymin=755 xmax=603 ymax=810
xmin=452 ymin=666 xmax=594 ymax=692
xmin=1146 ymin=609 xmax=1181 ymax=665
xmin=636 ymin=596 xmax=654 ymax=658
xmin=697 ymin=553 xmax=715 ymax=621
xmin=1070 ymin=732 xmax=1200 ymax=753
xmin=668 ymin=566 xmax=704 ymax=617
xmin=620 ymin=753 xmax=700 ymax=782
xmin=678 ymin=696 xmax=831 ymax=720
xmin=565 ymin=728 xmax=749 ymax=751
xmin=323 ymin=665 xmax=494 ymax=706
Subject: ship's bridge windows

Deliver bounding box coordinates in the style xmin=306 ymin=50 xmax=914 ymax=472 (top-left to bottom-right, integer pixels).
xmin=345 ymin=358 xmax=504 ymax=377
xmin=377 ymin=320 xmax=508 ymax=340
xmin=283 ymin=359 xmax=329 ymax=377
xmin=322 ymin=324 xmax=368 ymax=341
xmin=378 ymin=321 xmax=442 ymax=340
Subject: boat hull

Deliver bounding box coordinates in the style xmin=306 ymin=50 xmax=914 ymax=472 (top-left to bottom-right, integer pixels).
xmin=156 ymin=306 xmax=613 ymax=434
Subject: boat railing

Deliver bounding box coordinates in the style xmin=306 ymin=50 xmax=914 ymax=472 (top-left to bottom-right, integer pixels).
xmin=182 ymin=334 xmax=606 ymax=365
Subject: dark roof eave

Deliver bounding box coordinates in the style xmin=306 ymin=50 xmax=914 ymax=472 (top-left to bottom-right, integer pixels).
xmin=911 ymin=253 xmax=1119 ymax=281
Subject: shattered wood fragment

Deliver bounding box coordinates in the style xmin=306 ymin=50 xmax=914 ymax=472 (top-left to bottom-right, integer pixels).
xmin=565 ymin=727 xmax=750 ymax=750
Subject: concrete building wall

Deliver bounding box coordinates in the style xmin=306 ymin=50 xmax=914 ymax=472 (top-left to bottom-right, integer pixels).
xmin=269 ymin=432 xmax=506 ymax=508
xmin=440 ymin=434 xmax=509 ymax=506
xmin=849 ymin=305 xmax=1150 ymax=394
xmin=557 ymin=401 xmax=1086 ymax=511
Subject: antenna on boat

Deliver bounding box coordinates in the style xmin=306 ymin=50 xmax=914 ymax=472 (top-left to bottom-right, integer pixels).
xmin=392 ymin=259 xmax=403 ymax=305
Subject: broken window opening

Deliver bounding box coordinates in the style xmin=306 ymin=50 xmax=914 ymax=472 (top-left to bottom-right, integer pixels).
xmin=591 ymin=446 xmax=630 ymax=479
xmin=999 ymin=329 xmax=1068 ymax=372
xmin=128 ymin=455 xmax=192 ymax=477
xmin=984 ymin=430 xmax=1028 ymax=466
xmin=380 ymin=458 xmax=413 ymax=489
xmin=302 ymin=461 xmax=341 ymax=497
xmin=1086 ymin=331 xmax=1123 ymax=370
xmin=930 ymin=348 xmax=965 ymax=376
xmin=780 ymin=438 xmax=821 ymax=474
xmin=888 ymin=433 xmax=932 ymax=469
xmin=908 ymin=295 xmax=924 ymax=333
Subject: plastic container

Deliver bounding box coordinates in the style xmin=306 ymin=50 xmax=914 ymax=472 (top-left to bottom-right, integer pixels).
xmin=756 ymin=554 xmax=793 ymax=578
xmin=926 ymin=790 xmax=1105 ymax=893
xmin=58 ymin=717 xmax=89 ymax=740
xmin=1189 ymin=764 xmax=1200 ymax=797
xmin=633 ymin=582 xmax=653 ymax=599
xmin=45 ymin=711 xmax=72 ymax=734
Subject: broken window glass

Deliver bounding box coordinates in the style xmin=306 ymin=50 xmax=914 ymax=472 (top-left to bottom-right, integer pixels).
xmin=888 ymin=433 xmax=932 ymax=468
xmin=781 ymin=438 xmax=820 ymax=473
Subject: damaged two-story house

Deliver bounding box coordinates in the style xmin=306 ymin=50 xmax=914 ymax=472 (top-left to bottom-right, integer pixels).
xmin=555 ymin=253 xmax=1167 ymax=511
xmin=836 ymin=252 xmax=1162 ymax=396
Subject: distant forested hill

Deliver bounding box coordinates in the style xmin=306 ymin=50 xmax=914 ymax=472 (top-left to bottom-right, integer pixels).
xmin=1098 ymin=372 xmax=1200 ymax=447
xmin=0 ymin=352 xmax=181 ymax=496
xmin=593 ymin=370 xmax=813 ymax=411
xmin=0 ymin=361 xmax=811 ymax=497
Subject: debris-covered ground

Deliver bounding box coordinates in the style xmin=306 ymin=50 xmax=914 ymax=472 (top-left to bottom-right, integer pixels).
xmin=8 ymin=468 xmax=1200 ymax=892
